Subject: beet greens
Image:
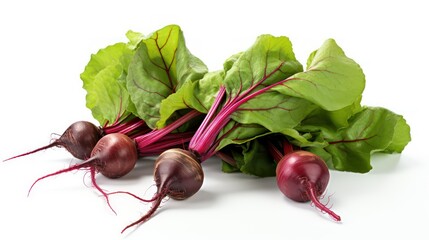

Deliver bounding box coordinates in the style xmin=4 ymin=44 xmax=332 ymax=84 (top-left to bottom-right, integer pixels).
xmin=125 ymin=24 xmax=208 ymax=129
xmin=161 ymin=34 xmax=409 ymax=173
xmin=158 ymin=35 xmax=368 ymax=165
xmin=187 ymin=37 xmax=366 ymax=160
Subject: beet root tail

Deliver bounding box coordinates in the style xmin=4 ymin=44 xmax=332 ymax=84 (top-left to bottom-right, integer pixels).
xmin=89 ymin=166 xmax=117 ymax=215
xmin=121 ymin=188 xmax=168 ymax=234
xmin=27 ymin=157 xmax=95 ymax=196
xmin=305 ymin=181 xmax=341 ymax=222
xmin=106 ymin=190 xmax=161 ymax=203
xmin=3 ymin=141 xmax=60 ymax=162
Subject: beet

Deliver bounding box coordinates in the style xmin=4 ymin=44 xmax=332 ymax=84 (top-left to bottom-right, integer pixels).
xmin=154 ymin=148 xmax=203 ymax=200
xmin=90 ymin=133 xmax=138 ymax=179
xmin=276 ymin=150 xmax=341 ymax=221
xmin=28 ymin=133 xmax=138 ymax=213
xmin=4 ymin=121 xmax=103 ymax=161
xmin=121 ymin=148 xmax=203 ymax=233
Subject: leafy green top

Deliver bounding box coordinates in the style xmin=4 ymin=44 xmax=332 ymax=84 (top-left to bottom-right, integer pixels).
xmin=81 ymin=24 xmax=411 ymax=175
xmin=80 ymin=39 xmax=137 ymax=125
xmin=126 ymin=24 xmax=207 ymax=129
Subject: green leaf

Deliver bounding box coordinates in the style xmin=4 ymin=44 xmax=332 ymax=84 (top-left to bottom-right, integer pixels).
xmin=273 ymin=38 xmax=366 ymax=111
xmin=127 ymin=24 xmax=207 ymax=128
xmin=221 ymin=138 xmax=276 ymax=177
xmin=223 ymin=52 xmax=242 ymax=73
xmin=220 ymin=35 xmax=311 ymax=142
xmin=305 ymin=107 xmax=411 ymax=173
xmin=385 ymin=116 xmax=411 ymax=153
xmin=157 ymin=70 xmax=223 ymax=128
xmin=296 ymin=97 xmax=363 ymax=136
xmin=226 ymin=38 xmax=366 ymax=148
xmin=80 ymin=42 xmax=136 ymax=125
xmin=216 ymin=121 xmax=271 ymax=150
xmin=223 ymin=34 xmax=303 ymax=99
xmin=231 ymin=92 xmax=317 ymax=133
xmin=156 ymin=51 xmax=243 ymax=128
xmin=125 ymin=30 xmax=145 ymax=50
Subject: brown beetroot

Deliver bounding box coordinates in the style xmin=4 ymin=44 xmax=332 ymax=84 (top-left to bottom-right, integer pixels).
xmin=121 ymin=148 xmax=203 ymax=233
xmin=4 ymin=121 xmax=103 ymax=161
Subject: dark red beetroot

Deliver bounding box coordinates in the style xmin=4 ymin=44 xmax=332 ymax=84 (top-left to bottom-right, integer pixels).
xmin=88 ymin=133 xmax=138 ymax=179
xmin=4 ymin=121 xmax=103 ymax=161
xmin=276 ymin=150 xmax=341 ymax=221
xmin=28 ymin=133 xmax=138 ymax=213
xmin=3 ymin=116 xmax=148 ymax=162
xmin=120 ymin=148 xmax=204 ymax=233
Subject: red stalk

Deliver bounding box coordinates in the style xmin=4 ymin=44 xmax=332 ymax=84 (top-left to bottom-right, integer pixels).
xmin=266 ymin=141 xmax=284 ymax=164
xmin=138 ymin=132 xmax=194 ymax=156
xmin=135 ymin=110 xmax=201 ymax=151
xmin=103 ymin=117 xmax=148 ymax=135
xmin=188 ymin=62 xmax=290 ymax=161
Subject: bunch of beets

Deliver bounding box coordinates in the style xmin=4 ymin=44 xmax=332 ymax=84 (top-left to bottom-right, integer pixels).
xmin=4 ymin=24 xmax=411 ymax=233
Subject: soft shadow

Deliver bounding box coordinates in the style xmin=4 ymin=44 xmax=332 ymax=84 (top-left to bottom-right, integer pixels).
xmin=279 ymin=194 xmax=344 ymax=223
xmin=119 ymin=158 xmax=156 ymax=181
xmin=166 ymin=189 xmax=218 ymax=209
xmin=94 ymin=158 xmax=155 ymax=185
xmin=201 ymin=157 xmax=223 ymax=172
xmin=203 ymin=157 xmax=279 ymax=196
xmin=369 ymin=152 xmax=402 ymax=174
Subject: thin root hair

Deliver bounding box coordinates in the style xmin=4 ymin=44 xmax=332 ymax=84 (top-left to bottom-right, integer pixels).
xmin=143 ymin=183 xmax=158 ymax=196
xmin=89 ymin=167 xmax=117 ymax=215
xmin=82 ymin=169 xmax=92 ymax=188
xmin=49 ymin=133 xmax=61 ymax=142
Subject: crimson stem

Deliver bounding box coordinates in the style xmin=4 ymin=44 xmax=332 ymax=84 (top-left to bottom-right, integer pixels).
xmin=134 ymin=110 xmax=201 ymax=152
xmin=103 ymin=116 xmax=149 ymax=136
xmin=188 ymin=62 xmax=289 ymax=160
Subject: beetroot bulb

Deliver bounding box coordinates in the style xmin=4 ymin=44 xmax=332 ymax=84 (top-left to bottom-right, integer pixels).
xmin=3 ymin=116 xmax=147 ymax=162
xmin=268 ymin=141 xmax=341 ymax=221
xmin=28 ymin=133 xmax=138 ymax=214
xmin=4 ymin=121 xmax=103 ymax=161
xmin=119 ymin=148 xmax=204 ymax=233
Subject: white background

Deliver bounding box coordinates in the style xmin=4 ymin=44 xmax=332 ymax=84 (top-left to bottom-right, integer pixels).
xmin=0 ymin=0 xmax=427 ymax=239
